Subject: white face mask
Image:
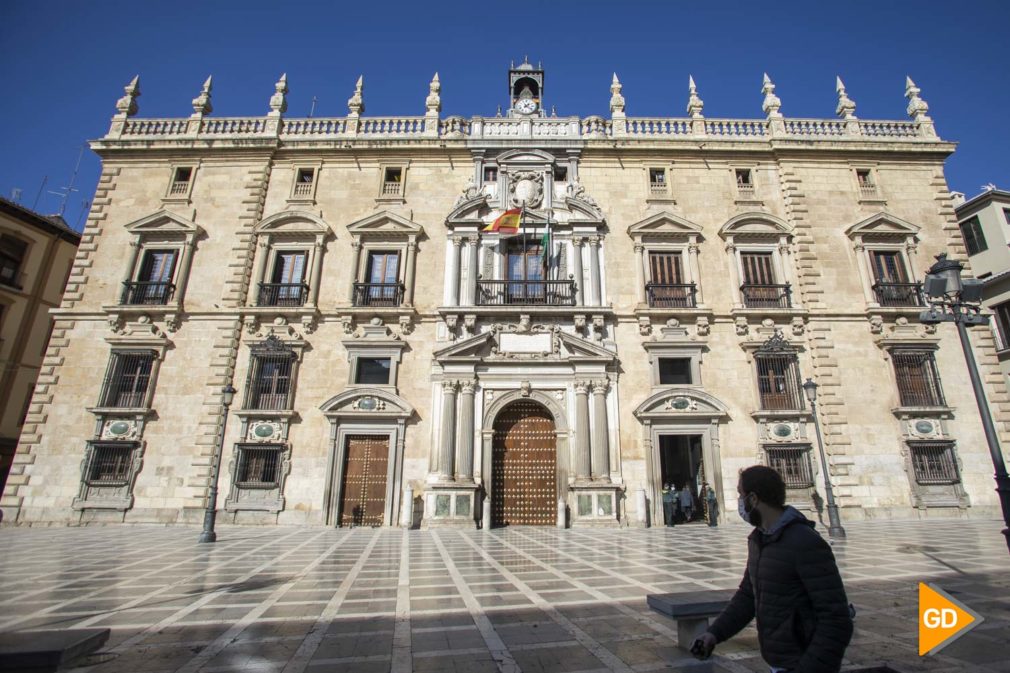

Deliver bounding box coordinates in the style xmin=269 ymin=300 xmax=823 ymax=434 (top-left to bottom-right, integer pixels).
xmin=737 ymin=496 xmax=750 ymax=524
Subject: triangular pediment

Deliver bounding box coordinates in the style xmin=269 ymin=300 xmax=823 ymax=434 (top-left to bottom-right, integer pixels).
xmin=557 ymin=332 xmax=616 ymax=359
xmin=845 ymin=211 xmax=920 ymax=240
xmin=634 ymin=388 xmax=730 ymax=419
xmin=447 ymin=194 xmax=489 ymax=223
xmin=346 ymin=210 xmax=424 ymax=239
xmin=628 ymin=211 xmax=704 ymax=240
xmin=319 ymin=387 xmax=414 ymax=418
xmin=255 ymin=210 xmax=333 ymax=236
xmin=433 ymin=332 xmax=495 ymax=360
xmin=719 ymin=211 xmax=792 ymax=239
xmin=123 ymin=209 xmax=203 ymax=236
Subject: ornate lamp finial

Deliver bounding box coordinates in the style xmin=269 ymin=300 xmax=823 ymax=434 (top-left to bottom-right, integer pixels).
xmin=192 ymin=75 xmax=213 ymax=116
xmin=761 ymin=73 xmax=782 ymax=118
xmin=835 ymin=76 xmax=856 ymax=120
xmin=115 ymin=75 xmax=141 ymax=117
xmin=610 ymin=73 xmax=625 ymax=116
xmin=425 ymin=72 xmax=441 ymax=115
xmin=268 ymin=73 xmax=288 ymax=116
xmin=348 ymin=75 xmax=364 ymax=116
xmin=687 ymin=75 xmax=704 ymax=118
xmin=905 ymin=75 xmax=931 ymax=122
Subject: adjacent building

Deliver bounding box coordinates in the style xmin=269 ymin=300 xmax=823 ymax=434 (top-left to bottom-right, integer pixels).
xmin=0 ymin=198 xmax=80 ymax=493
xmin=2 ymin=64 xmax=1007 ymax=528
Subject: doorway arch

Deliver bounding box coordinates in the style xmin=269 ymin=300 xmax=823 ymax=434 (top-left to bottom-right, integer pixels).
xmin=490 ymin=400 xmax=557 ymax=527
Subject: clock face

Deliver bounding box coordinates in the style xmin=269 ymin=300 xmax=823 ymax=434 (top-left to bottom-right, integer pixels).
xmin=515 ymin=98 xmax=537 ymax=114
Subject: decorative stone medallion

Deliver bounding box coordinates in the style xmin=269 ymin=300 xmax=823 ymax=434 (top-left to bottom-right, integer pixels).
xmin=351 ymin=396 xmax=385 ymax=411
xmin=248 ymin=421 xmax=282 ymax=442
xmin=773 ymin=423 xmax=793 ymax=439
xmin=667 ymin=396 xmax=696 ymax=411
xmin=102 ymin=419 xmax=137 ymax=440
xmin=508 ymin=171 xmax=544 ymax=209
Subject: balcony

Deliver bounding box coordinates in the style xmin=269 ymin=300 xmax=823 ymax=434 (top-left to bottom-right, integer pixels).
xmin=645 ymin=283 xmax=697 ymax=309
xmin=872 ymin=281 xmax=923 ymax=307
xmin=257 ymin=282 xmax=309 ymax=307
xmin=292 ymin=181 xmax=313 ymax=197
xmin=353 ymin=282 xmax=405 ymax=307
xmin=741 ymin=283 xmax=792 ymax=309
xmin=121 ymin=281 xmax=175 ymax=305
xmin=476 ymin=279 xmax=577 ymax=306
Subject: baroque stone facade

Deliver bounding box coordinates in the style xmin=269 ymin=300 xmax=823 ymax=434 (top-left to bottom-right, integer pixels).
xmin=2 ymin=63 xmax=1006 ymax=527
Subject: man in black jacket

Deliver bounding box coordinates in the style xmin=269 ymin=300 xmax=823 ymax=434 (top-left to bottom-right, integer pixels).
xmin=693 ymin=466 xmax=853 ymax=673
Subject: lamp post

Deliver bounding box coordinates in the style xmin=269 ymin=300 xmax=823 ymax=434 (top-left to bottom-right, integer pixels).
xmin=920 ymin=253 xmax=1010 ymax=554
xmin=199 ymin=384 xmax=237 ymax=544
xmin=802 ymin=378 xmax=846 ymax=539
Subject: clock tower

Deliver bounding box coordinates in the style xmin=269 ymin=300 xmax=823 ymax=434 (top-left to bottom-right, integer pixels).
xmin=509 ymin=57 xmax=544 ymax=116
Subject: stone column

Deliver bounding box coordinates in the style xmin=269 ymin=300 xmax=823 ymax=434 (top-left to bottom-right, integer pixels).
xmin=437 ymin=380 xmax=458 ymax=481
xmin=251 ymin=238 xmax=270 ymax=305
xmin=175 ymin=235 xmax=197 ymax=304
xmin=588 ymin=237 xmax=602 ymax=306
xmin=447 ymin=238 xmax=462 ymax=306
xmin=465 ymin=237 xmax=479 ymax=306
xmin=852 ymin=238 xmax=876 ymax=306
xmin=404 ymin=240 xmax=418 ymax=305
xmin=572 ymin=238 xmax=585 ymax=305
xmin=687 ymin=241 xmax=703 ymax=305
xmin=777 ymin=239 xmax=799 ymax=307
xmin=591 ymin=379 xmax=610 ymax=481
xmin=725 ymin=241 xmax=742 ymax=308
xmin=348 ymin=240 xmax=362 ymax=303
xmin=123 ymin=240 xmax=142 ymax=287
xmin=455 ymin=379 xmax=476 ymax=482
xmin=574 ymin=381 xmax=592 ymax=481
xmin=308 ymin=237 xmax=325 ymax=306
xmin=634 ymin=243 xmax=646 ymax=305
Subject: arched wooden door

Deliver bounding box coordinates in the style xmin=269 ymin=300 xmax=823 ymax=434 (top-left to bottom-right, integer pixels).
xmin=491 ymin=400 xmax=557 ymax=526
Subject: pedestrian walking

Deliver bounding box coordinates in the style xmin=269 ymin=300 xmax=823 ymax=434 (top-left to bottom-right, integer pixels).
xmin=679 ymin=484 xmax=694 ymax=522
xmin=661 ymin=483 xmax=676 ymax=527
xmin=705 ymin=485 xmax=719 ymax=527
xmin=691 ymin=465 xmax=853 ymax=672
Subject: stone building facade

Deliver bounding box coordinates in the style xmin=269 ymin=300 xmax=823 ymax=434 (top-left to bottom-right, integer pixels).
xmin=3 ymin=63 xmax=1007 ymax=527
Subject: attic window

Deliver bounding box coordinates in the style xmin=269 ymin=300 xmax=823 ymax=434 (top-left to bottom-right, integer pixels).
xmin=553 ymin=166 xmax=568 ymax=182
xmin=483 ymin=166 xmax=498 ymax=182
xmin=169 ymin=167 xmax=194 ymax=196
xmin=649 ymin=168 xmax=666 ymax=185
xmin=735 ymin=169 xmax=752 ymax=186
xmin=293 ymin=168 xmax=315 ymax=198
xmin=856 ymin=169 xmax=873 ymax=186
xmin=382 ymin=167 xmax=403 ymax=197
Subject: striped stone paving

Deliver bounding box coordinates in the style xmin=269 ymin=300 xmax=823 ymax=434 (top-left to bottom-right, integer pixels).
xmin=0 ymin=519 xmax=1007 ymax=672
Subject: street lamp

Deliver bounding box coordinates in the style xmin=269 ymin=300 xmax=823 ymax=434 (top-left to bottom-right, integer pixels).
xmin=802 ymin=378 xmax=846 ymax=539
xmin=199 ymin=383 xmax=237 ymax=544
xmin=920 ymin=253 xmax=1010 ymax=555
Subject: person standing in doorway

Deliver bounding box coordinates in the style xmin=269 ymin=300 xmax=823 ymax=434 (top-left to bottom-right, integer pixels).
xmin=662 ymin=483 xmax=676 ymax=527
xmin=692 ymin=465 xmax=853 ymax=672
xmin=679 ymin=483 xmax=694 ymax=522
xmin=705 ymin=484 xmax=719 ymax=527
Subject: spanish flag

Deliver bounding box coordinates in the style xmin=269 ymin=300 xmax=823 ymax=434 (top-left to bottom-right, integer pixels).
xmin=483 ymin=208 xmax=522 ymax=233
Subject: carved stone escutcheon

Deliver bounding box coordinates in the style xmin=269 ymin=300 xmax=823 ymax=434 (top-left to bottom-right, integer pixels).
xmin=638 ymin=316 xmax=652 ymax=337
xmin=735 ymin=317 xmax=749 ymax=337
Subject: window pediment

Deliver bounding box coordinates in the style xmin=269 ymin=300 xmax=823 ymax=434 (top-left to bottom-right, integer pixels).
xmin=628 ymin=211 xmax=704 ymax=243
xmin=255 ymin=210 xmax=333 ymax=237
xmin=346 ymin=210 xmax=424 ymax=240
xmin=719 ymin=212 xmax=792 ymax=241
xmin=845 ymin=211 xmax=920 ymax=241
xmin=634 ymin=388 xmax=729 ymax=419
xmin=319 ymin=388 xmax=414 ymax=418
xmin=123 ymin=210 xmax=204 ymax=237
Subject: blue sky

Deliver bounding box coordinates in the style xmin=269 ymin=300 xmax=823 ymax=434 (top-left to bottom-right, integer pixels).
xmin=1 ymin=0 xmax=1008 ymax=231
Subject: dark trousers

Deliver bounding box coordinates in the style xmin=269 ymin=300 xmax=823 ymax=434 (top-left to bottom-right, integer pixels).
xmin=662 ymin=501 xmax=676 ymax=526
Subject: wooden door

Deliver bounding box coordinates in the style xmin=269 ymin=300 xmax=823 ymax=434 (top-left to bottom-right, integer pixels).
xmin=491 ymin=401 xmax=557 ymax=527
xmin=339 ymin=435 xmax=389 ymax=527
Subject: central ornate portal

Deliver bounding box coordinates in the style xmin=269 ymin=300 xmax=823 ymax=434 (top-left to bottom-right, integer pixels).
xmin=491 ymin=400 xmax=557 ymax=526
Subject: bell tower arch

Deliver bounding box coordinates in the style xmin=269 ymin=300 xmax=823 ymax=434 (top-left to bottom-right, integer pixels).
xmin=509 ymin=57 xmax=544 ymax=117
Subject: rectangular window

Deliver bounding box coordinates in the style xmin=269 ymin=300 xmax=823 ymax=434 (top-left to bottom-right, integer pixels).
xmin=100 ymin=351 xmax=155 ymax=408
xmin=506 ymin=239 xmax=545 ymax=282
xmin=647 ymin=251 xmax=694 ymax=307
xmin=959 ymin=216 xmax=988 ymax=256
xmin=236 ymin=445 xmax=281 ymax=487
xmin=993 ymin=301 xmax=1010 ymax=351
xmin=293 ymin=168 xmax=315 ymax=197
xmin=892 ymin=350 xmax=946 ymax=407
xmin=356 ymin=251 xmax=401 ymax=307
xmin=735 ymin=168 xmax=753 ymax=186
xmin=756 ymin=354 xmax=803 ymax=410
xmin=766 ymin=445 xmax=815 ymax=488
xmin=740 ymin=251 xmax=789 ymax=308
xmin=86 ymin=443 xmax=135 ymax=485
xmin=658 ymin=358 xmax=692 ymax=385
xmin=483 ymin=166 xmax=498 ymax=182
xmin=1003 ymin=209 xmax=1010 ymax=226
xmin=553 ymin=166 xmax=568 ymax=182
xmin=260 ymin=251 xmax=308 ymax=306
xmin=382 ymin=167 xmax=403 ymax=196
xmin=856 ymin=169 xmax=874 ymax=187
xmin=247 ymin=353 xmax=294 ymax=410
xmin=123 ymin=249 xmax=178 ymax=305
xmin=869 ymin=250 xmax=919 ymax=307
xmin=0 ymin=234 xmax=28 ymax=288
xmin=741 ymin=251 xmax=775 ymax=285
xmin=648 ymin=168 xmax=667 ymax=195
xmin=169 ymin=166 xmax=193 ymax=196
xmin=869 ymin=251 xmax=908 ymax=283
xmin=356 ymin=357 xmax=391 ymax=385
xmin=909 ymin=441 xmax=960 ymax=485
xmin=649 ymin=251 xmax=683 ymax=285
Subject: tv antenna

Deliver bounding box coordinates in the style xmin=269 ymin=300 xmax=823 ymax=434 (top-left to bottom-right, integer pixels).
xmin=47 ymin=145 xmax=85 ymax=216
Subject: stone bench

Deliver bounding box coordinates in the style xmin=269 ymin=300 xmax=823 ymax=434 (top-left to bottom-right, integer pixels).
xmin=0 ymin=628 xmax=110 ymax=672
xmin=647 ymin=589 xmax=737 ymax=649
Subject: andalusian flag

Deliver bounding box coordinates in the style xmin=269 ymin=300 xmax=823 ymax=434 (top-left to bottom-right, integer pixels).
xmin=540 ymin=222 xmax=551 ymax=268
xmin=483 ymin=208 xmax=522 ymax=233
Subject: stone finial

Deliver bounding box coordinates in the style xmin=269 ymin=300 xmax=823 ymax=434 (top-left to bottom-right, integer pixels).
xmin=905 ymin=75 xmax=931 ymax=121
xmin=115 ymin=75 xmax=140 ymax=117
xmin=609 ymin=73 xmax=626 ymax=116
xmin=192 ymin=76 xmax=213 ymax=116
xmin=835 ymin=76 xmax=856 ymax=120
xmin=425 ymin=72 xmax=441 ymax=115
xmin=348 ymin=75 xmax=365 ymax=116
xmin=686 ymin=75 xmax=704 ymax=118
xmin=761 ymin=73 xmax=782 ymax=118
xmin=269 ymin=73 xmax=288 ymax=116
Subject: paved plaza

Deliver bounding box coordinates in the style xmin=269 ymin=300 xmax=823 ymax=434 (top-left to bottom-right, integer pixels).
xmin=0 ymin=519 xmax=1008 ymax=673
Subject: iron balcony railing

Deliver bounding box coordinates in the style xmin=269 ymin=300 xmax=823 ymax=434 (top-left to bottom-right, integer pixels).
xmin=741 ymin=283 xmax=792 ymax=309
xmin=645 ymin=282 xmax=697 ymax=308
xmin=476 ymin=279 xmax=577 ymax=306
xmin=120 ymin=281 xmax=175 ymax=305
xmin=257 ymin=282 xmax=309 ymax=307
xmin=872 ymin=281 xmax=924 ymax=307
xmin=766 ymin=446 xmax=815 ymax=489
xmin=353 ymin=282 xmax=405 ymax=307
xmin=910 ymin=442 xmax=960 ymax=485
